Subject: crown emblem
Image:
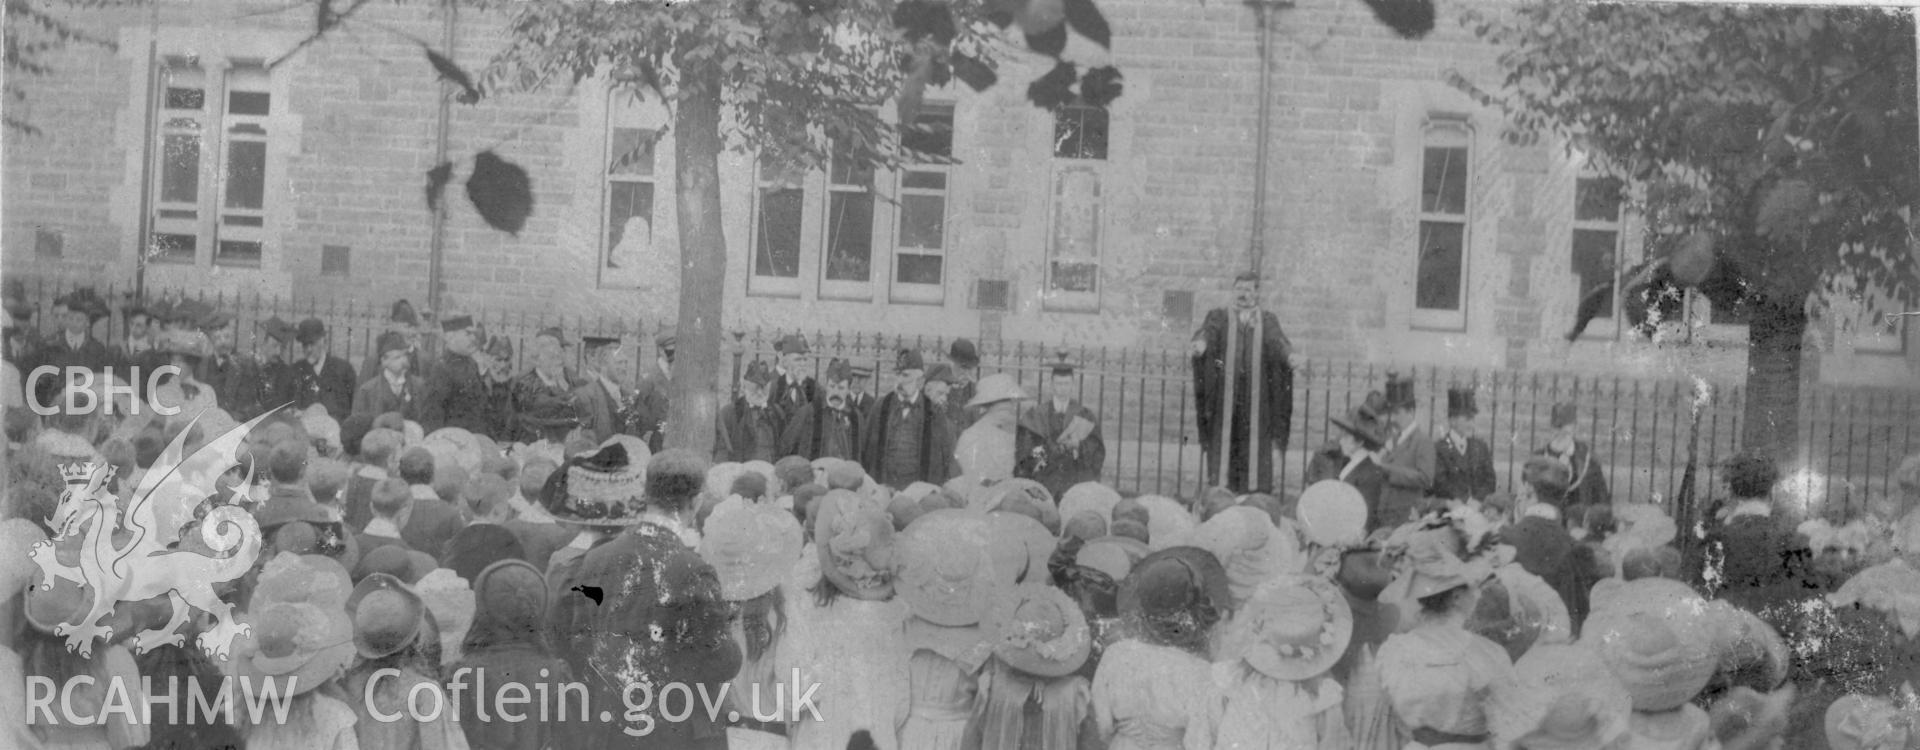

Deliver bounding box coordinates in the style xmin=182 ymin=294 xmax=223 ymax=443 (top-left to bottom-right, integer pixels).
xmin=60 ymin=462 xmax=114 ymax=486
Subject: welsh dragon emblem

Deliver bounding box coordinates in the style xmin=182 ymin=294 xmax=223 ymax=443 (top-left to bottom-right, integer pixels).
xmin=28 ymin=408 xmax=281 ymax=660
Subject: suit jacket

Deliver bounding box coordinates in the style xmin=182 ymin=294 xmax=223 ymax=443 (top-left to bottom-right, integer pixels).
xmin=571 ymin=372 xmax=625 ymax=444
xmin=287 ymin=355 xmax=357 ymax=419
xmin=861 ymin=390 xmax=957 ymax=489
xmin=767 ymin=371 xmax=817 ymax=413
xmin=510 ymin=367 xmax=583 ymax=443
xmin=422 ymin=352 xmax=501 ymax=437
xmin=1432 ymin=431 xmax=1497 ymax=501
xmin=198 ymin=352 xmax=264 ymax=421
xmin=1377 ymin=423 xmax=1437 ymax=522
xmin=778 ymin=398 xmax=862 ymax=461
xmin=551 ymin=523 xmax=740 ymax=750
xmin=34 ymin=333 xmax=118 ymax=375
xmin=358 ymin=348 xmax=424 ymax=385
xmin=352 ymin=373 xmax=422 ymax=422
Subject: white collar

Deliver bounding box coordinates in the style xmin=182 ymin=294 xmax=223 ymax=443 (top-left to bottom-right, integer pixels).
xmin=409 ymin=484 xmax=439 ymax=502
xmin=362 ymin=518 xmax=401 ymax=537
xmin=1052 ymin=397 xmax=1070 ymax=412
xmin=65 ymin=331 xmax=86 ymax=348
xmin=1397 ymin=421 xmax=1419 ymax=444
xmin=597 ymin=371 xmax=621 ymax=396
xmin=356 ymin=465 xmax=388 ymax=480
xmin=1727 ymin=499 xmax=1773 ymax=521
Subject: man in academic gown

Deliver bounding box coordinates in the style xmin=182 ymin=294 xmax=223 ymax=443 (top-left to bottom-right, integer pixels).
xmin=779 ymin=357 xmax=863 ymax=461
xmin=420 ymin=315 xmax=500 ymax=435
xmin=1375 ymin=373 xmax=1437 ymax=529
xmin=1432 ymin=386 xmax=1497 ymax=503
xmin=1535 ymin=402 xmax=1611 ymax=509
xmin=767 ymin=333 xmax=817 ymax=412
xmin=510 ymin=327 xmax=583 ymax=444
xmin=1016 ymin=355 xmax=1107 ymax=499
xmin=861 ymin=349 xmax=956 ymax=488
xmin=716 ymin=360 xmax=786 ymax=463
xmin=287 ymin=317 xmax=357 ymax=419
xmin=570 ymin=335 xmax=628 ymax=444
xmin=624 ymin=329 xmax=675 ymax=452
xmin=1191 ymin=272 xmax=1294 ymax=493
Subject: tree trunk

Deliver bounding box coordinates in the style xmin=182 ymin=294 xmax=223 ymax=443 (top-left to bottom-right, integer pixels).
xmin=665 ymin=62 xmax=726 ymax=458
xmin=1739 ymin=296 xmax=1808 ymax=468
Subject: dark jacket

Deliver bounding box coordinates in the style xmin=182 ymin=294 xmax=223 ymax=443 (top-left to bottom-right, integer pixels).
xmin=1191 ymin=307 xmax=1293 ymax=492
xmin=352 ymin=372 xmax=422 ymax=423
xmin=34 ymin=332 xmax=118 ymax=375
xmin=286 ymin=355 xmax=358 ymax=420
xmin=400 ymin=488 xmax=466 ymax=559
xmin=626 ymin=364 xmax=673 ymax=453
xmin=767 ymin=370 xmax=817 ymax=413
xmin=509 ymin=367 xmax=582 ymax=443
xmin=1306 ymin=444 xmax=1393 ymax=532
xmin=551 ymin=522 xmax=741 ymax=750
xmin=570 ymin=373 xmax=625 ymax=444
xmin=1016 ymin=398 xmax=1106 ymax=499
xmin=779 ymin=398 xmax=863 ymax=461
xmin=198 ymin=352 xmax=265 ymax=421
xmin=423 ymin=352 xmax=501 ymax=437
xmin=717 ymin=398 xmax=787 ymax=463
xmin=861 ymin=390 xmax=957 ymax=489
xmin=1432 ymin=431 xmax=1497 ymax=501
xmin=451 ymin=642 xmax=575 ymax=750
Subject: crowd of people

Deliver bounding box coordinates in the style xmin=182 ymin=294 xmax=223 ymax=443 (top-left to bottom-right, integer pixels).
xmin=3 ymin=284 xmax=1920 ymax=750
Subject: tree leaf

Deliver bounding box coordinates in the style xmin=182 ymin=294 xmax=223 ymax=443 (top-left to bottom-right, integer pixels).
xmin=1062 ymin=0 xmax=1111 ymax=49
xmin=1025 ymin=22 xmax=1068 ymax=58
xmin=467 ymin=151 xmax=533 ymax=236
xmin=425 ymin=161 xmax=453 ymax=213
xmin=951 ymin=53 xmax=999 ymax=92
xmin=1080 ymin=65 xmax=1123 ymax=108
xmin=1016 ymin=0 xmax=1067 ymax=38
xmin=1358 ymin=0 xmax=1436 ymax=40
xmin=425 ymin=47 xmax=483 ymax=104
xmin=1027 ymin=60 xmax=1077 ymax=110
xmin=891 ymin=0 xmax=957 ymax=46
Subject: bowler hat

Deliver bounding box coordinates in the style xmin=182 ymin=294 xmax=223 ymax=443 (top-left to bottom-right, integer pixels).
xmin=295 ymin=318 xmax=327 ymax=346
xmin=948 ymin=339 xmax=979 ymax=367
xmin=259 ymin=316 xmax=297 ymax=344
xmin=777 ymin=333 xmax=810 ymax=355
xmin=896 ymin=348 xmax=925 ymax=373
xmin=1447 ymin=386 xmax=1479 ymax=418
xmin=825 ymin=358 xmax=854 ymax=384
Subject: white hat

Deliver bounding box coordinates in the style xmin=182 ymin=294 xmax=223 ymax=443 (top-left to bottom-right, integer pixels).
xmin=965 ymin=373 xmax=1029 ymax=408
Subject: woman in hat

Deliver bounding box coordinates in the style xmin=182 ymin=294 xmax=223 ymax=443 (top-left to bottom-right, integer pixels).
xmin=550 ymin=447 xmax=740 ymax=750
xmin=778 ymin=489 xmax=912 ymax=750
xmin=1213 ymin=575 xmax=1355 ymax=748
xmin=1485 ymin=643 xmax=1632 ymax=750
xmin=19 ymin=571 xmax=153 ymax=750
xmin=1578 ymin=579 xmax=1724 ymax=750
xmin=1312 ymin=399 xmax=1394 ymax=531
xmin=975 ymin=582 xmax=1097 ymax=750
xmin=1376 ymin=531 xmax=1516 ymax=750
xmin=954 ymin=372 xmax=1030 ymax=483
xmin=450 ymin=559 xmax=575 ymax=750
xmin=1092 ymin=546 xmax=1231 ymax=750
xmin=224 ymin=558 xmax=361 ymax=750
xmin=151 ymin=329 xmax=221 ymax=424
xmin=891 ymin=509 xmax=998 ymax=750
xmin=698 ymin=496 xmax=805 ymax=750
xmin=343 ymin=573 xmax=467 ymax=750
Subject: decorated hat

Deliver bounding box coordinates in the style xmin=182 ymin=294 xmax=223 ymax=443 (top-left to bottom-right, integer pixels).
xmin=895 ymin=348 xmax=925 ymax=373
xmin=423 ymin=427 xmax=485 ymax=476
xmin=1297 ymin=480 xmax=1368 ymax=547
xmin=1488 ymin=644 xmax=1633 ymax=750
xmin=1330 ymin=407 xmax=1387 ymax=451
xmin=1580 ymin=578 xmax=1719 ymax=712
xmin=1118 ymin=546 xmax=1232 ymax=649
xmin=440 ymin=315 xmax=475 ymax=333
xmin=542 ymin=440 xmax=648 ymax=526
xmin=1393 ymin=528 xmax=1493 ymax=602
xmin=965 ymin=373 xmax=1029 ymax=408
xmin=1446 ymin=386 xmax=1479 ymax=419
xmin=742 ymin=360 xmax=775 ymax=387
xmin=255 ymin=552 xmax=354 ymax=610
xmin=984 ymin=583 xmax=1092 ymax=677
xmin=1229 ymin=575 xmax=1352 ymax=680
xmin=1826 ymin=694 xmax=1912 ymax=750
xmin=347 ymin=573 xmax=428 ymax=659
xmin=1058 ymin=483 xmax=1122 ymax=530
xmin=893 ymin=509 xmax=1000 ymax=626
xmin=1135 ymin=495 xmax=1197 ymax=550
xmin=701 ymin=497 xmax=805 ymax=601
xmin=814 ymin=489 xmax=896 ymax=599
xmin=1192 ymin=506 xmax=1304 ymax=608
xmin=979 ymin=478 xmax=1060 ymax=533
xmin=949 ymin=338 xmax=979 ymax=367
xmin=224 ymin=600 xmax=356 ymax=697
xmin=776 ymin=333 xmax=811 ymax=355
xmin=1384 ymin=371 xmax=1416 ymax=411
xmin=295 ymin=317 xmax=327 ymax=345
xmin=259 ymin=316 xmax=297 ymax=344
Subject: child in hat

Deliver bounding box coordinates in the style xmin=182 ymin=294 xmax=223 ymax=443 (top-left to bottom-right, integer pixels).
xmin=1213 ymin=575 xmax=1355 ymax=748
xmin=891 ymin=509 xmax=999 ymax=750
xmin=225 ymin=554 xmax=360 ymax=750
xmin=975 ymin=582 xmax=1097 ymax=750
xmin=778 ymin=489 xmax=912 ymax=750
xmin=1092 ymin=547 xmax=1232 ymax=750
xmin=450 ymin=559 xmax=576 ymax=750
xmin=344 ymin=573 xmax=466 ymax=750
xmin=699 ymin=497 xmax=805 ymax=750
xmin=1376 ymin=530 xmax=1516 ymax=750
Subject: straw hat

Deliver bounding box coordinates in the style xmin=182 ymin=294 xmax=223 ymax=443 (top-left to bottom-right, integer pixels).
xmin=813 ymin=489 xmax=896 ymax=600
xmin=1075 ymin=535 xmax=1151 ymax=582
xmin=1118 ymin=546 xmax=1232 ymax=648
xmin=347 ymin=574 xmax=428 ymax=659
xmin=1710 ymin=603 xmax=1790 ymax=692
xmin=1297 ymin=480 xmax=1368 ymax=548
xmin=965 ymin=373 xmax=1030 ymax=408
xmin=700 ymin=496 xmax=805 ymax=602
xmin=255 ymin=552 xmax=354 ymax=611
xmin=1826 ymin=694 xmax=1912 ymax=750
xmin=415 ymin=568 xmax=475 ymax=664
xmin=1581 ymin=580 xmax=1719 ymax=712
xmin=224 ymin=600 xmax=356 ymax=697
xmin=541 ymin=441 xmax=648 ymax=527
xmin=1488 ymin=644 xmax=1632 ymax=750
xmin=1136 ymin=495 xmax=1196 ymax=550
xmin=1229 ymin=575 xmax=1352 ymax=681
xmin=978 ymin=479 xmax=1059 ymax=525
xmin=1192 ymin=506 xmax=1305 ymax=608
xmin=893 ymin=509 xmax=1000 ymax=626
xmin=1058 ymin=483 xmax=1122 ymax=529
xmin=986 ymin=510 xmax=1057 ymax=587
xmin=983 ymin=583 xmax=1092 ymax=678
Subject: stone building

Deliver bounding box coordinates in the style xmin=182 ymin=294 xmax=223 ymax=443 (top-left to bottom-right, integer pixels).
xmin=6 ymin=0 xmax=1913 ymax=386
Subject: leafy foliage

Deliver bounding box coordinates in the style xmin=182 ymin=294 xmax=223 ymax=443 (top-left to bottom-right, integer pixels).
xmin=465 ymin=150 xmax=532 ymax=235
xmin=1456 ymin=3 xmax=1919 ymax=310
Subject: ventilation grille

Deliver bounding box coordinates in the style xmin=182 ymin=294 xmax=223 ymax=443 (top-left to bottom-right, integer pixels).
xmin=973 ymin=279 xmax=1010 ymax=311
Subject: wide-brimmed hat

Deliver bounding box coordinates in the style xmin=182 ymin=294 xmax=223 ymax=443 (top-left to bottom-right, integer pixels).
xmin=1297 ymin=480 xmax=1368 ymax=547
xmin=701 ymin=496 xmax=805 ymax=601
xmin=1058 ymin=483 xmax=1122 ymax=529
xmin=1330 ymin=407 xmax=1387 ymax=451
xmin=542 ymin=441 xmax=648 ymax=527
xmin=422 ymin=427 xmax=485 ymax=475
xmin=1229 ymin=575 xmax=1352 ymax=680
xmin=1580 ymin=578 xmax=1719 ymax=712
xmin=1135 ymin=495 xmax=1196 ymax=550
xmin=965 ymin=373 xmax=1029 ymax=408
xmin=1710 ymin=603 xmax=1790 ymax=693
xmin=347 ymin=574 xmax=428 ymax=659
xmin=1193 ymin=506 xmax=1304 ymax=606
xmin=984 ymin=583 xmax=1092 ymax=677
xmin=893 ymin=509 xmax=1000 ymax=626
xmin=986 ymin=510 xmax=1058 ymax=587
xmin=1488 ymin=644 xmax=1633 ymax=750
xmin=1826 ymin=694 xmax=1912 ymax=750
xmin=979 ymin=478 xmax=1060 ymax=534
xmin=1075 ymin=535 xmax=1151 ymax=581
xmin=814 ymin=489 xmax=896 ymax=599
xmin=1119 ymin=546 xmax=1232 ymax=648
xmin=255 ymin=552 xmax=354 ymax=610
xmin=225 ymin=600 xmax=356 ymax=697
